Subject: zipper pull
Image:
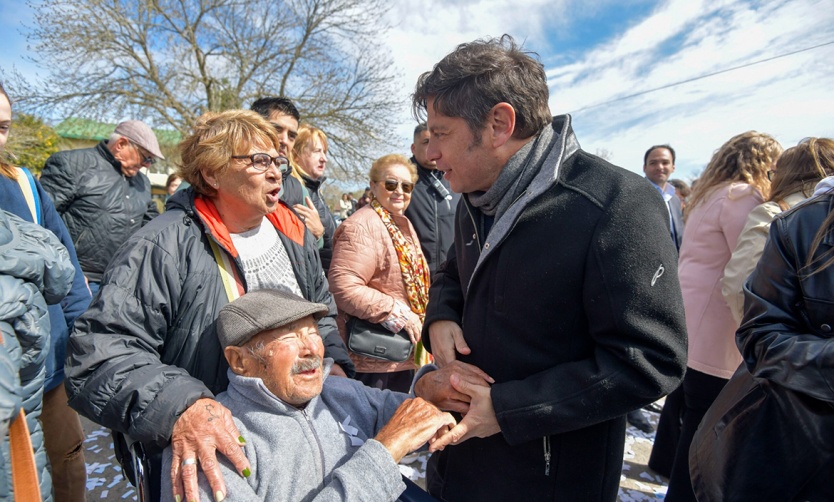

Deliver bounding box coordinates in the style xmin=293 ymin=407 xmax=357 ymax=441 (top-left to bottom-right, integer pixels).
xmin=543 ymin=436 xmax=551 ymax=476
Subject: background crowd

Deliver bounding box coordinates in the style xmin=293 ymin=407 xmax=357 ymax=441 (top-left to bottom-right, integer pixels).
xmin=1 ymin=32 xmax=833 ymax=502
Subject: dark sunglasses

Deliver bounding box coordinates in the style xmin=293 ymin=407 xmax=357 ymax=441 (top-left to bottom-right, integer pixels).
xmin=231 ymin=153 xmax=289 ymax=173
xmin=382 ymin=179 xmax=414 ymax=194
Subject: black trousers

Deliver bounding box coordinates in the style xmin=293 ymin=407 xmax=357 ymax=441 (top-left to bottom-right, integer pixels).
xmin=648 ymin=384 xmax=684 ymax=477
xmin=664 ymin=368 xmax=728 ymax=502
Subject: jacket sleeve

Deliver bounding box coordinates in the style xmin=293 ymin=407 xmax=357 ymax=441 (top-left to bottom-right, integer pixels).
xmin=421 ymin=225 xmax=465 ymax=352
xmin=144 ymin=199 xmax=160 ymax=226
xmin=491 ymin=180 xmax=688 ymax=442
xmin=36 ymin=179 xmax=91 ymax=330
xmin=65 ymin=234 xmax=214 ymax=447
xmin=39 ymin=153 xmax=78 ymax=215
xmin=329 ymin=221 xmax=398 ymax=324
xmin=721 ymin=203 xmax=780 ymax=324
xmin=736 ymin=215 xmax=834 ymax=403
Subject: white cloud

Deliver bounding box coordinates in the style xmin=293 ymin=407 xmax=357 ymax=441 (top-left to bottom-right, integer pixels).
xmin=381 ymin=0 xmax=834 ymax=179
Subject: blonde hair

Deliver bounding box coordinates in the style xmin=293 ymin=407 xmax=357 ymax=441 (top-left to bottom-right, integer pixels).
xmin=292 ymin=125 xmax=328 ymax=181
xmin=769 ymin=137 xmax=834 ymax=210
xmin=686 ymin=131 xmax=782 ymax=220
xmin=369 ymin=154 xmax=417 ymax=184
xmin=178 ymin=110 xmax=281 ymax=196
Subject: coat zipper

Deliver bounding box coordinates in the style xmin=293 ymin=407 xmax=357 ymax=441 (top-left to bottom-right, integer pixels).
xmin=543 ymin=436 xmax=551 ymax=476
xmin=302 ymin=408 xmax=327 ymax=486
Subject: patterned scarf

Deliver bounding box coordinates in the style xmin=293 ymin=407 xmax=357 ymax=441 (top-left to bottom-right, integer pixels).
xmin=371 ymin=199 xmax=432 ymax=365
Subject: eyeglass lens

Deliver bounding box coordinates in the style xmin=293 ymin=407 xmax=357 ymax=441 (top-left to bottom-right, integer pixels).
xmin=383 ymin=180 xmax=414 ymax=193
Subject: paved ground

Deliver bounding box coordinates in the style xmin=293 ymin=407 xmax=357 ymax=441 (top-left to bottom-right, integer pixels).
xmin=80 ymin=407 xmax=667 ymax=500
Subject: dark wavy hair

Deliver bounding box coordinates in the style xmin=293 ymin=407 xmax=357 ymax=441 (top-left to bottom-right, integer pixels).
xmin=412 ymin=35 xmax=551 ymax=142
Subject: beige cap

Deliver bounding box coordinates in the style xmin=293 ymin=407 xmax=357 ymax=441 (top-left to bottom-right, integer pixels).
xmin=114 ymin=120 xmax=165 ymax=160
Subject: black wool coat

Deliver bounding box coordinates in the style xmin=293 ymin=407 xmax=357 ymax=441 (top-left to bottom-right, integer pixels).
xmin=423 ymin=115 xmax=687 ymax=502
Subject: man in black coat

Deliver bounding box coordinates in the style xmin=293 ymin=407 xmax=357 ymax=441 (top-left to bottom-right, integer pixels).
xmin=404 ymin=122 xmax=459 ymax=278
xmin=414 ymin=35 xmax=687 ymax=501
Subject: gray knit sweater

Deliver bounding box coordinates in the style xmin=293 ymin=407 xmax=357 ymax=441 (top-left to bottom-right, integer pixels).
xmin=161 ymin=360 xmax=408 ymax=501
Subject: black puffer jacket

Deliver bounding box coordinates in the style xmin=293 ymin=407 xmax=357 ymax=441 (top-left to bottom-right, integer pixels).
xmin=301 ymin=175 xmax=337 ymax=274
xmin=65 ymin=189 xmax=354 ymax=450
xmin=404 ymin=160 xmax=459 ymax=277
xmin=40 ymin=141 xmax=159 ymax=282
xmin=691 ymin=192 xmax=834 ymax=501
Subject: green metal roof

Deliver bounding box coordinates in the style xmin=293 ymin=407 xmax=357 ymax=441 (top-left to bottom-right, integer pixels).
xmin=55 ymin=118 xmax=181 ymax=146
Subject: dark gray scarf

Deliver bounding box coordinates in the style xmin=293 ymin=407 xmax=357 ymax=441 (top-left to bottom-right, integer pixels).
xmin=467 ymin=125 xmax=555 ymax=221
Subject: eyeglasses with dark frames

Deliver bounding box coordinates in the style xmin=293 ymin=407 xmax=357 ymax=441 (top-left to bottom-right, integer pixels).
xmin=232 ymin=153 xmax=290 ymax=173
xmin=130 ymin=142 xmax=156 ymax=166
xmin=382 ymin=179 xmax=414 ymax=194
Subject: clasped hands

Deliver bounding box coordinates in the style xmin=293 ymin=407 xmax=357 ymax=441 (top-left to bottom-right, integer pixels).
xmin=413 ymin=320 xmax=502 ymax=452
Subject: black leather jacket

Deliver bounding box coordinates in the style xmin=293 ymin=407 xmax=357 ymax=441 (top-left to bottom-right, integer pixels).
xmin=691 ymin=191 xmax=834 ymax=501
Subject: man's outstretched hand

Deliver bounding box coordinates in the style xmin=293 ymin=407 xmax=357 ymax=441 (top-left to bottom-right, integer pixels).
xmin=169 ymin=398 xmax=250 ymax=502
xmin=414 ymin=360 xmax=494 ymax=414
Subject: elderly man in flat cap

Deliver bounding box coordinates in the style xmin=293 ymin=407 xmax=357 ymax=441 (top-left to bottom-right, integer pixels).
xmin=40 ymin=119 xmax=164 ymax=298
xmin=161 ymin=289 xmax=486 ymax=502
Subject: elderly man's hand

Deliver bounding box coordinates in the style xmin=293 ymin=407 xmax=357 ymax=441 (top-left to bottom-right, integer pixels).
xmin=427 ymin=320 xmax=470 ymax=367
xmin=293 ymin=197 xmax=324 ymax=239
xmin=414 ymin=361 xmax=494 ymax=414
xmin=374 ymin=398 xmax=456 ymax=463
xmin=429 ymin=374 xmax=500 ymax=452
xmin=170 ymin=398 xmax=249 ymax=502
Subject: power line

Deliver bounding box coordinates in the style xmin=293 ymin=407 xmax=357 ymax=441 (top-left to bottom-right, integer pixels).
xmin=569 ymin=40 xmax=834 ymax=114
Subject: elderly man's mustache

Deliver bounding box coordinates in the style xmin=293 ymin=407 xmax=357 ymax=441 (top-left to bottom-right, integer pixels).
xmin=292 ymin=357 xmax=322 ymax=374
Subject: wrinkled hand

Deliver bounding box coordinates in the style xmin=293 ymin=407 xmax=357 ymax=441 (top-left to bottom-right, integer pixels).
xmin=414 ymin=361 xmax=494 ymax=414
xmin=404 ymin=310 xmax=423 ymax=345
xmin=429 ymin=374 xmax=500 ymax=452
xmin=170 ymin=398 xmax=249 ymax=502
xmin=374 ymin=398 xmax=456 ymax=463
xmin=428 ymin=320 xmax=470 ymax=367
xmin=293 ymin=197 xmax=324 ymax=239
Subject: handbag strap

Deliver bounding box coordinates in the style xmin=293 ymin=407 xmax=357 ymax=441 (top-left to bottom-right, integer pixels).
xmin=1 ymin=332 xmax=42 ymax=501
xmin=208 ymin=238 xmax=244 ymax=302
xmin=14 ymin=167 xmax=41 ymax=225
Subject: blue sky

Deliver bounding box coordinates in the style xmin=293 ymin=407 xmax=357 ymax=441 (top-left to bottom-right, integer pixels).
xmin=2 ymin=0 xmax=833 ymax=179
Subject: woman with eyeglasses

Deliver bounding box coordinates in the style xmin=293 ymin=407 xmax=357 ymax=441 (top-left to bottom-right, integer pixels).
xmin=662 ymin=131 xmax=782 ymax=501
xmin=329 ymin=154 xmax=430 ymax=392
xmin=65 ymin=109 xmax=355 ymax=502
xmin=721 ymin=138 xmax=834 ymax=324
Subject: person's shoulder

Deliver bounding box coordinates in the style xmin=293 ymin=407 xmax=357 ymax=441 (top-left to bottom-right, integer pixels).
xmin=559 ymin=150 xmax=657 ymax=206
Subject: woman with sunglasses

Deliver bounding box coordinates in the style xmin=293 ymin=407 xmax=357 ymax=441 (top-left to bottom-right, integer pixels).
xmin=329 ymin=154 xmax=429 ymax=392
xmin=65 ymin=109 xmax=354 ymax=502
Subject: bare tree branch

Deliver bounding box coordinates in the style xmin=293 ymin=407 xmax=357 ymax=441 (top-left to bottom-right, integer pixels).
xmin=12 ymin=0 xmax=403 ymax=179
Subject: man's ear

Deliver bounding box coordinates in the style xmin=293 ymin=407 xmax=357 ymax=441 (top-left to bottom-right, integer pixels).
xmin=225 ymin=346 xmax=249 ymax=376
xmin=410 ymin=143 xmax=417 ymax=156
xmin=487 ymin=102 xmax=517 ymax=149
xmin=201 ymin=169 xmax=217 ymax=189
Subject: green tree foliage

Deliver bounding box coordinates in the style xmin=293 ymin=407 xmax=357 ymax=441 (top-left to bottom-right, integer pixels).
xmin=5 ymin=113 xmax=62 ymax=174
xmin=12 ymin=0 xmax=403 ymax=180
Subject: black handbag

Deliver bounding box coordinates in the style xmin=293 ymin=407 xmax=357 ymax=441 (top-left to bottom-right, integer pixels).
xmin=690 ymin=364 xmax=834 ymax=501
xmin=346 ymin=316 xmax=413 ymax=362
